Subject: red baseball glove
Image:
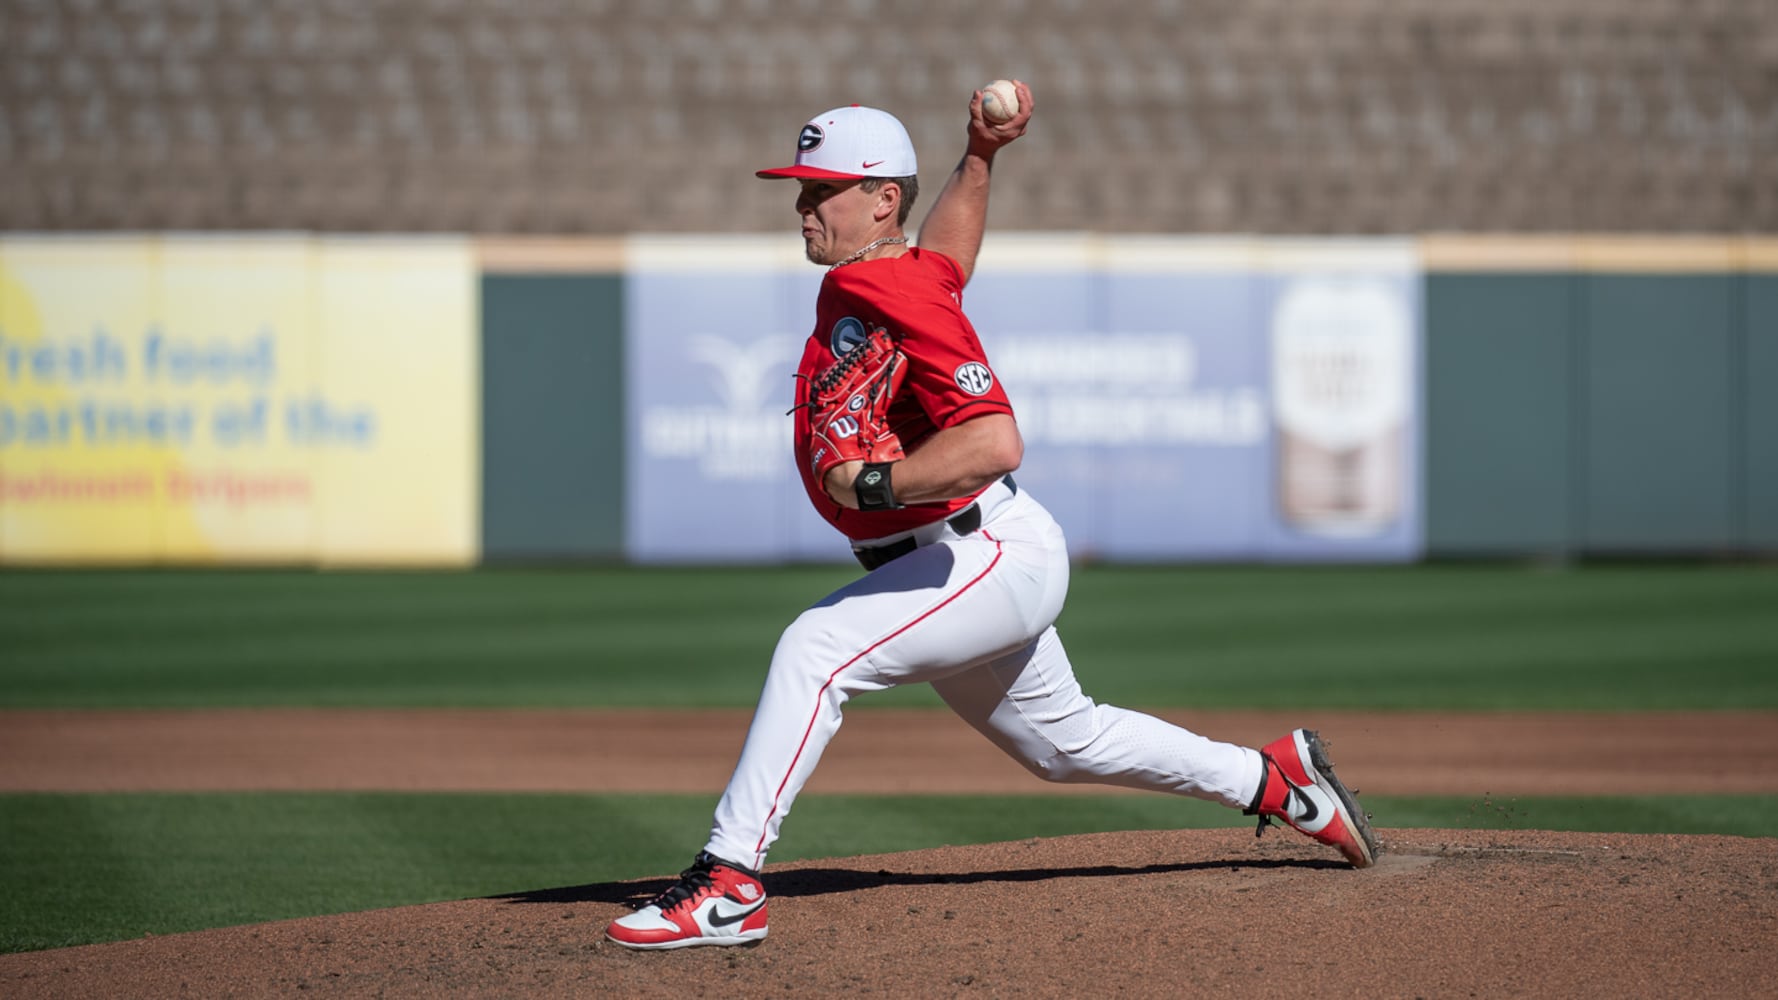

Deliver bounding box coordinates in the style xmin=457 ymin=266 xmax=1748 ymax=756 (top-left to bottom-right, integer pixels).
xmin=796 ymin=325 xmax=906 ymax=483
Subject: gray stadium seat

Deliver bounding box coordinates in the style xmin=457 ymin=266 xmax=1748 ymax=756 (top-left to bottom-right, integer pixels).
xmin=0 ymin=0 xmax=1771 ymax=233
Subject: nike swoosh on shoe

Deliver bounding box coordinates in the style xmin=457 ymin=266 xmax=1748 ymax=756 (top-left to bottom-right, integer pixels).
xmin=1290 ymin=784 xmax=1337 ymax=835
xmin=707 ymin=899 xmax=766 ymax=928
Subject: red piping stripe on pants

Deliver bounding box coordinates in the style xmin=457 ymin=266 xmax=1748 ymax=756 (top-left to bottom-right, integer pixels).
xmin=752 ymin=535 xmax=1005 ymax=862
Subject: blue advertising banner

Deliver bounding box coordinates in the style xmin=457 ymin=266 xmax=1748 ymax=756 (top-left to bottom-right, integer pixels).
xmin=968 ymin=237 xmax=1421 ymax=562
xmin=625 ymin=235 xmax=1422 ymax=564
xmin=624 ymin=236 xmax=833 ymax=563
xmin=970 ymin=238 xmax=1274 ymax=560
xmin=960 ymin=239 xmax=1102 ymax=555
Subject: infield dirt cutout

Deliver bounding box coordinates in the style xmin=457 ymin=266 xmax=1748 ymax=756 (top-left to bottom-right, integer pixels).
xmin=3 ymin=709 xmax=1776 ymax=997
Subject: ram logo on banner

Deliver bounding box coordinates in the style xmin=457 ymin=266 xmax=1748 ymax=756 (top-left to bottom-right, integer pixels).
xmin=625 ymin=236 xmax=835 ymax=562
xmin=641 ymin=332 xmax=799 ymax=483
xmin=0 ymin=236 xmax=478 ymax=565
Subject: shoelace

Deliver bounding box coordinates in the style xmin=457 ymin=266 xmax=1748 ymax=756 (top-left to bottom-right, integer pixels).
xmin=646 ymin=862 xmax=717 ymax=914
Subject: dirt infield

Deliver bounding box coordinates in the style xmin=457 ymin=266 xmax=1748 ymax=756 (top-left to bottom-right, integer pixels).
xmin=3 ymin=709 xmax=1776 ymax=997
xmin=4 ymin=829 xmax=1775 ymax=998
xmin=6 ymin=708 xmax=1777 ymax=795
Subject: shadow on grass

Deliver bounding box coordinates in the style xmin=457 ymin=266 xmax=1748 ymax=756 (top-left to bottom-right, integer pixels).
xmin=494 ymin=856 xmax=1344 ymax=909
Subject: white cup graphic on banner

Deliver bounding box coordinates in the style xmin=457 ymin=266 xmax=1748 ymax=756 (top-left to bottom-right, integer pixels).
xmin=1270 ymin=277 xmax=1410 ymax=537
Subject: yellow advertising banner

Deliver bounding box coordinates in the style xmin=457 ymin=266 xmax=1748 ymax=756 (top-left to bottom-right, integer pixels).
xmin=0 ymin=236 xmax=478 ymax=565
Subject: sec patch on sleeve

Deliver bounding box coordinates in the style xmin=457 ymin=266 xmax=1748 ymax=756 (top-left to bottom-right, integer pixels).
xmin=954 ymin=361 xmax=994 ymax=395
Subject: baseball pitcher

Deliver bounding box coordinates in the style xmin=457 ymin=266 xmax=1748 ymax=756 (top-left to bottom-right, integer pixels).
xmin=607 ymin=83 xmax=1379 ymax=951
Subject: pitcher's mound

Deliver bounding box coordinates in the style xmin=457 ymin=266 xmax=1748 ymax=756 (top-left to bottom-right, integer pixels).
xmin=5 ymin=828 xmax=1775 ymax=998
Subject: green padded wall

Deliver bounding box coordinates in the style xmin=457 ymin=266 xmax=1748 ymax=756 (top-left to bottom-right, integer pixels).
xmin=1745 ymin=274 xmax=1778 ymax=551
xmin=1425 ymin=274 xmax=1577 ymax=556
xmin=1580 ymin=275 xmax=1737 ymax=552
xmin=480 ymin=274 xmax=625 ymax=560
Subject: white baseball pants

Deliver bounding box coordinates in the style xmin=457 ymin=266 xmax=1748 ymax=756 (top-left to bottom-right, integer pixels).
xmin=704 ymin=479 xmax=1265 ymax=871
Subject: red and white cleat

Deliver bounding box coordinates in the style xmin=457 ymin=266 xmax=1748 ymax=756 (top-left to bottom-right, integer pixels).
xmin=605 ymin=852 xmax=769 ymax=950
xmin=1245 ymin=729 xmax=1380 ymax=868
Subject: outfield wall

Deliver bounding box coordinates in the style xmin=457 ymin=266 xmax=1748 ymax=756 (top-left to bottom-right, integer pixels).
xmin=477 ymin=240 xmax=628 ymax=563
xmin=1423 ymin=238 xmax=1778 ymax=558
xmin=2 ymin=234 xmax=1771 ymax=564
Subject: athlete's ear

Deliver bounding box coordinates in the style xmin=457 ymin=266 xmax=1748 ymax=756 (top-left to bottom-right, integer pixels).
xmin=872 ymin=182 xmax=902 ymax=224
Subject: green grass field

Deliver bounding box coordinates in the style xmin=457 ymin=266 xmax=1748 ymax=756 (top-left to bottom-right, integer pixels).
xmin=5 ymin=791 xmax=1774 ymax=955
xmin=5 ymin=564 xmax=1777 ymax=709
xmin=3 ymin=564 xmax=1775 ymax=953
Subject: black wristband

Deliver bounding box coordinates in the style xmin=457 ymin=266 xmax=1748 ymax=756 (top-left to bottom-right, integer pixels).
xmin=853 ymin=462 xmax=901 ymax=511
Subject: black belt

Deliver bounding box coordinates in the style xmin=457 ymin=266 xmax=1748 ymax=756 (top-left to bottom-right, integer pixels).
xmin=853 ymin=475 xmax=1017 ymax=572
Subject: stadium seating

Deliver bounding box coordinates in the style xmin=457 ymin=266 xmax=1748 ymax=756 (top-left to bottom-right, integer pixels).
xmin=1 ymin=0 xmax=1772 ymax=233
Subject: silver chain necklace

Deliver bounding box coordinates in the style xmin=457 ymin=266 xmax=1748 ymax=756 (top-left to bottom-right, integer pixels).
xmin=828 ymin=235 xmax=908 ymax=271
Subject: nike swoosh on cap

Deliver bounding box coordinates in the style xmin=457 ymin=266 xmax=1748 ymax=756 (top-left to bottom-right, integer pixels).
xmin=861 ymin=160 xmax=885 ymax=168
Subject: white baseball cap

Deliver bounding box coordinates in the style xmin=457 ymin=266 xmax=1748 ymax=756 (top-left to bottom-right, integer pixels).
xmin=756 ymin=105 xmax=918 ymax=180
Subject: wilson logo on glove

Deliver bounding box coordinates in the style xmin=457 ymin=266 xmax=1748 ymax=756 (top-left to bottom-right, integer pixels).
xmin=792 ymin=325 xmax=907 ymax=485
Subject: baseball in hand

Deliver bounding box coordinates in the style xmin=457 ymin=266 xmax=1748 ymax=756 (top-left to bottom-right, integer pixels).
xmin=981 ymin=80 xmax=1020 ymax=124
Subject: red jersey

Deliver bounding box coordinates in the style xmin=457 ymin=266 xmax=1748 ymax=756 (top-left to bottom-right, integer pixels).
xmin=793 ymin=247 xmax=1015 ymax=540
